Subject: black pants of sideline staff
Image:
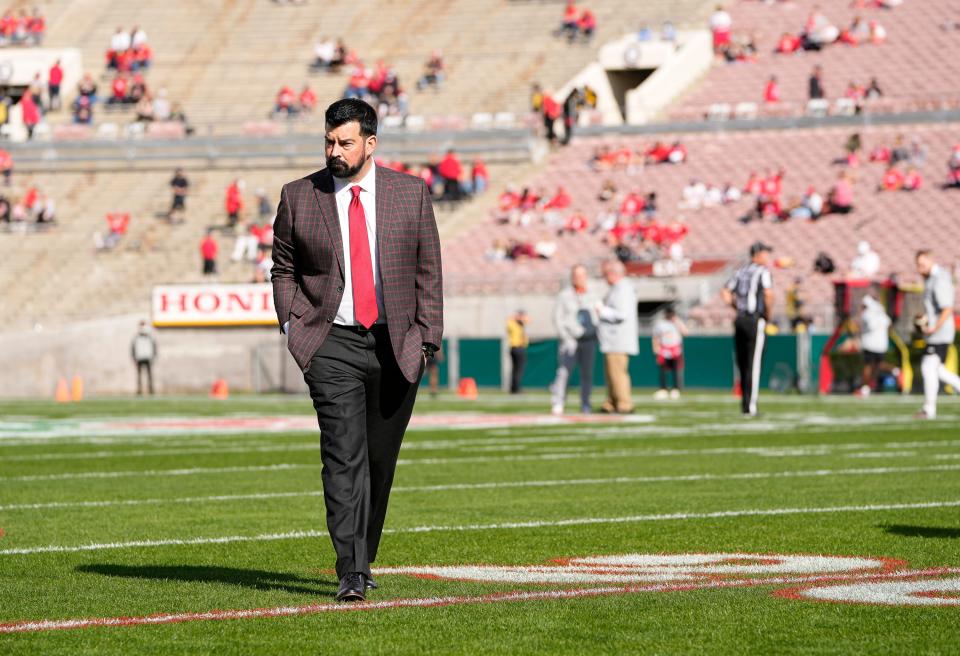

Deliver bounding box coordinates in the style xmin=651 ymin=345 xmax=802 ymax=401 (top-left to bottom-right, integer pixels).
xmin=509 ymin=347 xmax=527 ymax=393
xmin=303 ymin=323 xmax=422 ymax=579
xmin=734 ymin=313 xmax=766 ymax=416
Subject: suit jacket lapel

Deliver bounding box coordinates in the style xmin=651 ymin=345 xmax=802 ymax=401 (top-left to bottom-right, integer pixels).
xmin=375 ymin=169 xmax=396 ymax=270
xmin=311 ymin=169 xmax=344 ymax=276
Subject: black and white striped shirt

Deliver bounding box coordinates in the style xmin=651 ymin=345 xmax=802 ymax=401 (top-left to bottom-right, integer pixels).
xmin=726 ymin=263 xmax=772 ymax=316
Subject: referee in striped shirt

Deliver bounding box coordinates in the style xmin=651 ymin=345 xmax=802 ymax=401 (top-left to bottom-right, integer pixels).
xmin=722 ymin=242 xmax=774 ymax=416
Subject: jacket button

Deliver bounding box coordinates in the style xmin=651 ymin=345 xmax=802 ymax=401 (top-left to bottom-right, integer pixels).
xmin=336 ymin=286 xmax=343 ymax=293
xmin=326 ymin=315 xmax=334 ymax=322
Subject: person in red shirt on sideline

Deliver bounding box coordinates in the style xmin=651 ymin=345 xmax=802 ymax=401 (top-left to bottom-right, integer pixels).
xmin=471 ymin=158 xmax=489 ymax=194
xmin=200 ymin=230 xmax=218 ymax=276
xmin=577 ymin=8 xmax=596 ymax=41
xmin=299 ymin=85 xmax=317 ymax=113
xmin=225 ymin=179 xmax=244 ymax=228
xmin=763 ymin=75 xmax=781 ymax=103
xmin=0 ymin=149 xmax=13 ymax=187
xmin=776 ymin=32 xmax=801 ymax=54
xmin=564 ymin=209 xmax=589 ymax=234
xmin=47 ymin=59 xmax=63 ymax=111
xmin=558 ymin=1 xmax=579 ymax=41
xmin=879 ymin=166 xmax=904 ymax=191
xmin=902 ymin=168 xmax=922 ymax=191
xmin=618 ymin=189 xmax=644 ymax=218
xmin=438 ymin=148 xmax=463 ymax=201
xmin=544 ymin=186 xmax=572 ymax=211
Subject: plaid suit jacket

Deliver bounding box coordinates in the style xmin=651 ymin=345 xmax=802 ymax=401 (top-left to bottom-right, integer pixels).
xmin=271 ymin=165 xmax=443 ymax=382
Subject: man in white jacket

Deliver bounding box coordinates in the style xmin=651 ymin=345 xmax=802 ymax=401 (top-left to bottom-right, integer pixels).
xmin=596 ymin=259 xmax=639 ymax=413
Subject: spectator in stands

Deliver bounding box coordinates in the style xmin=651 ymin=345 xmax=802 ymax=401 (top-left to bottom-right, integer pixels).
xmin=808 ymin=65 xmax=825 ymax=100
xmin=563 ymin=209 xmax=590 ymax=234
xmin=107 ymin=73 xmax=129 ymax=105
xmin=256 ymin=188 xmax=273 ymax=222
xmin=232 ymin=220 xmax=260 ymax=262
xmin=709 ymin=4 xmax=732 ymax=52
xmin=946 ymin=145 xmax=960 ymax=188
xmin=763 ymin=75 xmax=781 ymax=103
xmin=108 ymin=27 xmax=131 ymax=69
xmin=19 ymin=92 xmax=39 ymax=140
xmin=344 ymin=65 xmax=369 ymax=99
xmin=26 ymin=7 xmax=45 ymax=46
xmin=130 ymin=320 xmax=157 ymax=396
xmin=438 ymin=149 xmax=463 ymax=201
xmin=557 ymin=1 xmax=579 ymax=42
xmin=299 ymin=84 xmax=317 ymax=113
xmin=577 ymin=8 xmax=596 ymax=42
xmin=542 ymin=92 xmax=560 ymax=143
xmin=416 ymin=50 xmax=444 ymax=91
xmin=776 ymin=31 xmax=802 ymax=54
xmin=77 ymin=73 xmax=98 ymax=104
xmin=47 ymin=59 xmax=62 ymax=111
xmin=311 ymin=36 xmax=336 ymax=71
xmin=169 ymin=167 xmax=189 ymax=222
xmin=96 ymin=212 xmax=130 ymax=250
xmin=73 ymin=96 xmax=93 ymax=125
xmin=826 ymin=171 xmax=854 ymax=214
xmin=851 ymin=241 xmax=880 ymax=279
xmin=803 ymin=5 xmax=840 ymax=48
xmin=274 ymin=85 xmax=297 ymax=116
xmin=903 ymin=168 xmax=923 ymax=191
xmin=879 ymin=165 xmax=904 ymax=191
xmin=225 ymin=179 xmax=244 ymax=228
xmin=135 ymin=94 xmax=154 ymax=122
xmin=661 ymin=21 xmax=677 ymax=43
xmin=788 ymin=186 xmax=824 ymax=220
xmin=890 ymin=135 xmax=910 ymax=165
xmin=0 ymin=148 xmax=11 ymax=187
xmin=152 ymin=88 xmax=171 ymax=121
xmin=200 ymin=230 xmax=218 ymax=276
xmin=471 ymin=158 xmax=489 ymax=194
xmin=561 ymin=88 xmax=580 ymax=145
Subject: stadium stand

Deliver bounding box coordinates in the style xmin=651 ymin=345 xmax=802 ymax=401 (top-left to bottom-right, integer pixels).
xmin=672 ymin=0 xmax=960 ymax=121
xmin=38 ymin=0 xmax=713 ymax=132
xmin=444 ymin=122 xmax=960 ymax=328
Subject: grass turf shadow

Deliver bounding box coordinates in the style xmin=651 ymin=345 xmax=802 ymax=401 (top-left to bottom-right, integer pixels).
xmin=880 ymin=524 xmax=960 ymax=539
xmin=76 ymin=564 xmax=339 ymax=597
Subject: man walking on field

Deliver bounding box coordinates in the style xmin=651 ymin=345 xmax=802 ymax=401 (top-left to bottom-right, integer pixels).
xmin=271 ymin=99 xmax=443 ymax=602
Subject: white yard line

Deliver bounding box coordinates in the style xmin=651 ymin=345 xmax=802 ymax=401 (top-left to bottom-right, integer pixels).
xmin=0 ymin=463 xmax=311 ymax=482
xmin=2 ymin=499 xmax=959 ymax=556
xmin=3 ymin=464 xmax=959 ymax=512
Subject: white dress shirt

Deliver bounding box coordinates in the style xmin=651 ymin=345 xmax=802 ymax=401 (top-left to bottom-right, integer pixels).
xmin=332 ymin=164 xmax=386 ymax=326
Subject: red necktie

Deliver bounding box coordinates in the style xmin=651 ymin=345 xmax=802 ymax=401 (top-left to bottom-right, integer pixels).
xmin=348 ymin=185 xmax=378 ymax=328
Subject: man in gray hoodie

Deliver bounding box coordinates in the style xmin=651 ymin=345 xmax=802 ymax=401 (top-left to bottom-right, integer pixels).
xmin=550 ymin=264 xmax=598 ymax=415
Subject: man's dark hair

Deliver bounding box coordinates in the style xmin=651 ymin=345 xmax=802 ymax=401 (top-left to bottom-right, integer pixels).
xmin=915 ymin=249 xmax=931 ymax=260
xmin=325 ymin=99 xmax=378 ymax=137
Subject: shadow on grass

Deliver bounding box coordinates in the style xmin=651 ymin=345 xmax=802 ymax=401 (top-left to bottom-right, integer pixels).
xmin=881 ymin=524 xmax=960 ymax=539
xmin=76 ymin=564 xmax=339 ymax=597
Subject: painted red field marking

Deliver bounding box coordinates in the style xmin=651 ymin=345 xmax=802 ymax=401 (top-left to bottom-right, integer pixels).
xmin=1 ymin=568 xmax=956 ymax=634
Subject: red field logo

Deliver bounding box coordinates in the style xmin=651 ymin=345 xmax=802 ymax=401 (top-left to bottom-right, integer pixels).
xmin=378 ymin=552 xmax=960 ymax=607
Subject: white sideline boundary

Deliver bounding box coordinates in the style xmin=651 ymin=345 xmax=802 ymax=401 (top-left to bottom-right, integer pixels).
xmin=2 ymin=499 xmax=959 ymax=556
xmin=3 ymin=464 xmax=960 ymax=512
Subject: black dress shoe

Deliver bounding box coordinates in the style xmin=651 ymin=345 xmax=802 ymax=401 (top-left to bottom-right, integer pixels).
xmin=335 ymin=573 xmax=366 ymax=602
xmin=365 ymin=574 xmax=378 ymax=590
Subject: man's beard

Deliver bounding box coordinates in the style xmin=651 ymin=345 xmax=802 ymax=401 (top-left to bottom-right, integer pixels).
xmin=326 ymin=151 xmax=367 ymax=179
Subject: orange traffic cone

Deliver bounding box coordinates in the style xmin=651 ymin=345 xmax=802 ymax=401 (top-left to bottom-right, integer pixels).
xmin=457 ymin=377 xmax=478 ymax=400
xmin=54 ymin=378 xmax=71 ymax=403
xmin=70 ymin=375 xmax=84 ymax=402
xmin=210 ymin=379 xmax=229 ymax=400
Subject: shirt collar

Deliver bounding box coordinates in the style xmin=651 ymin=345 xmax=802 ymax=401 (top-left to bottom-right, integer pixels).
xmin=333 ymin=163 xmax=377 ymax=197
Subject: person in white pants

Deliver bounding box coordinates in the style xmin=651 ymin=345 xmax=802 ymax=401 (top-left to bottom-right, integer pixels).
xmin=915 ymin=250 xmax=960 ymax=419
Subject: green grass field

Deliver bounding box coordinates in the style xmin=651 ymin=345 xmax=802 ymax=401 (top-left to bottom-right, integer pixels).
xmin=1 ymin=391 xmax=958 ymax=654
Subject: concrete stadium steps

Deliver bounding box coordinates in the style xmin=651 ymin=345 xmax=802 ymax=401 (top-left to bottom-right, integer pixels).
xmin=443 ymin=123 xmax=960 ymax=327
xmin=674 ymin=0 xmax=960 ymax=117
xmin=41 ymin=0 xmax=714 ymax=130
